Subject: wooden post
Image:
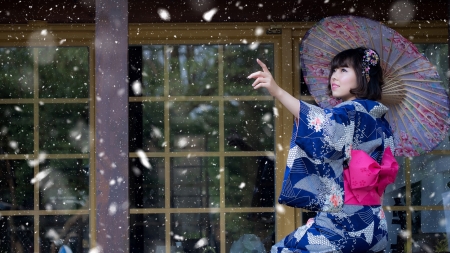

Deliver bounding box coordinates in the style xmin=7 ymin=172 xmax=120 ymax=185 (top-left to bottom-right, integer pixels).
xmin=95 ymin=0 xmax=129 ymax=251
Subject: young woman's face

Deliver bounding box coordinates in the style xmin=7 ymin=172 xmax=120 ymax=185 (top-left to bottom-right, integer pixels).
xmin=330 ymin=66 xmax=358 ymax=101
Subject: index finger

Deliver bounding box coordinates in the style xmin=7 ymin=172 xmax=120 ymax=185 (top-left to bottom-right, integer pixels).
xmin=256 ymin=59 xmax=270 ymax=73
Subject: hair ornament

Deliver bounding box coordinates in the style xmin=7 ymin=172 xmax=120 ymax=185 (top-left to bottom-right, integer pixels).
xmin=362 ymin=49 xmax=379 ymax=82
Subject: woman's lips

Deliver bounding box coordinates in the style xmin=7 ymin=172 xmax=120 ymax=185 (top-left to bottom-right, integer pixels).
xmin=331 ymin=83 xmax=339 ymax=90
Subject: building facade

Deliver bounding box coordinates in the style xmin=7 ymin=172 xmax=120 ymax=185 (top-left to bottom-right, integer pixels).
xmin=0 ymin=0 xmax=449 ymax=252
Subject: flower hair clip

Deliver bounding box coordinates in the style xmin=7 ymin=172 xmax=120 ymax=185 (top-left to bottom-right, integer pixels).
xmin=362 ymin=49 xmax=379 ymax=82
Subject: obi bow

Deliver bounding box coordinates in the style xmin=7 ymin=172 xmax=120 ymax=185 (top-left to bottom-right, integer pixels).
xmin=343 ymin=147 xmax=399 ymax=205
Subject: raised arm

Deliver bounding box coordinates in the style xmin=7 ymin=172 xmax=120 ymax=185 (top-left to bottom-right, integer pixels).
xmin=247 ymin=59 xmax=300 ymax=117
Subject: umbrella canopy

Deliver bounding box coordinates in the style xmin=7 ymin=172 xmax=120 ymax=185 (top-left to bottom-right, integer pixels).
xmin=300 ymin=15 xmax=450 ymax=157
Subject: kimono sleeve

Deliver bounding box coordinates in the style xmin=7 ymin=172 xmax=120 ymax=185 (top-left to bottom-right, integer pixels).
xmin=295 ymin=101 xmax=355 ymax=162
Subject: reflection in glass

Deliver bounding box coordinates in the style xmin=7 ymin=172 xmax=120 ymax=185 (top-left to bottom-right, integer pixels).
xmin=0 ymin=216 xmax=34 ymax=252
xmin=0 ymin=104 xmax=34 ymax=154
xmin=223 ymin=44 xmax=274 ymax=96
xmin=39 ymin=47 xmax=89 ymax=99
xmin=434 ymin=129 xmax=450 ymax=150
xmin=225 ymin=212 xmax=274 ymax=253
xmin=225 ymin=156 xmax=274 ymax=208
xmin=171 ymin=157 xmax=219 ymax=208
xmin=130 ymin=214 xmax=165 ymax=252
xmin=411 ymin=211 xmax=449 ymax=253
xmin=171 ymin=213 xmax=220 ymax=253
xmin=39 ymin=103 xmax=89 ymax=154
xmin=39 ymin=159 xmax=89 ymax=210
xmin=168 ymin=45 xmax=218 ymax=96
xmin=382 ymin=157 xmax=406 ymax=206
xmin=140 ymin=45 xmax=165 ymax=97
xmin=409 ymin=155 xmax=450 ymax=206
xmin=169 ymin=101 xmax=219 ymax=152
xmin=39 ymin=215 xmax=89 ymax=253
xmin=0 ymin=160 xmax=33 ymax=210
xmin=129 ymin=157 xmax=165 ymax=208
xmin=0 ymin=47 xmax=34 ymax=99
xmin=415 ymin=44 xmax=449 ymax=90
xmin=383 ymin=210 xmax=407 ymax=253
xmin=224 ymin=101 xmax=274 ymax=152
xmin=129 ymin=101 xmax=165 ymax=153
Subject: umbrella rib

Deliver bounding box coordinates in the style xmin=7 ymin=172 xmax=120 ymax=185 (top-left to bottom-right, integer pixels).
xmin=382 ymin=81 xmax=445 ymax=99
xmin=405 ymin=96 xmax=445 ymax=129
xmin=309 ymin=33 xmax=344 ymax=53
xmin=364 ymin=18 xmax=376 ymax=50
xmin=403 ymin=96 xmax=447 ymax=140
xmin=383 ymin=31 xmax=396 ymax=77
xmin=384 ymin=48 xmax=407 ymax=80
xmin=397 ymin=79 xmax=442 ymax=83
xmin=405 ymin=92 xmax=450 ymax=117
xmin=349 ymin=18 xmax=367 ymax=48
xmin=304 ymin=41 xmax=336 ymax=58
xmin=333 ymin=19 xmax=359 ymax=48
xmin=316 ymin=26 xmax=352 ymax=50
xmin=386 ymin=55 xmax=424 ymax=81
xmin=386 ymin=67 xmax=437 ymax=78
xmin=379 ymin=22 xmax=384 ymax=69
xmin=406 ymin=89 xmax=449 ymax=109
xmin=383 ymin=78 xmax=442 ymax=92
xmin=346 ymin=18 xmax=365 ymax=48
xmin=303 ymin=75 xmax=329 ymax=78
xmin=395 ymin=103 xmax=433 ymax=150
xmin=301 ymin=51 xmax=332 ymax=65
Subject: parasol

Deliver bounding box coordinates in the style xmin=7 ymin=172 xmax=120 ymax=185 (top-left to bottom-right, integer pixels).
xmin=300 ymin=15 xmax=450 ymax=157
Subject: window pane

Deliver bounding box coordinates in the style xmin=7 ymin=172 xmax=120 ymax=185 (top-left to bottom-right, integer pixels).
xmin=225 ymin=156 xmax=275 ymax=208
xmin=171 ymin=157 xmax=219 ymax=208
xmin=39 ymin=103 xmax=89 ymax=154
xmin=0 ymin=104 xmax=34 ymax=154
xmin=140 ymin=45 xmax=165 ymax=97
xmin=409 ymin=155 xmax=450 ymax=207
xmin=411 ymin=211 xmax=449 ymax=253
xmin=0 ymin=216 xmax=34 ymax=252
xmin=225 ymin=212 xmax=275 ymax=253
xmin=171 ymin=213 xmax=220 ymax=253
xmin=38 ymin=47 xmax=89 ymax=99
xmin=223 ymin=44 xmax=274 ymax=96
xmin=129 ymin=157 xmax=165 ymax=208
xmin=0 ymin=47 xmax=34 ymax=99
xmin=224 ymin=101 xmax=274 ymax=152
xmin=39 ymin=215 xmax=89 ymax=253
xmin=129 ymin=101 xmax=165 ymax=153
xmin=168 ymin=45 xmax=218 ymax=96
xmin=0 ymin=160 xmax=34 ymax=210
xmin=39 ymin=159 xmax=89 ymax=210
xmin=169 ymin=101 xmax=219 ymax=152
xmin=130 ymin=214 xmax=165 ymax=252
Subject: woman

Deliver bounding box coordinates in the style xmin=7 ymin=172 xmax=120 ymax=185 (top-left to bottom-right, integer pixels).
xmin=247 ymin=47 xmax=399 ymax=253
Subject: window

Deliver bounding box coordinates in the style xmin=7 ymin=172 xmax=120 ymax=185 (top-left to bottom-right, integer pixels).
xmin=0 ymin=46 xmax=92 ymax=252
xmin=128 ymin=43 xmax=277 ymax=252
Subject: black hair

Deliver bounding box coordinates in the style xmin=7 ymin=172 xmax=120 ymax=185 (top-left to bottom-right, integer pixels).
xmin=327 ymin=47 xmax=383 ymax=101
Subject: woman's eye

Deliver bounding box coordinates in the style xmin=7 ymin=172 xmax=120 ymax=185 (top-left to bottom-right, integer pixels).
xmin=341 ymin=68 xmax=347 ymax=72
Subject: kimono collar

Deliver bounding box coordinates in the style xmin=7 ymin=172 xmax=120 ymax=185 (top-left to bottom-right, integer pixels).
xmin=339 ymin=99 xmax=389 ymax=119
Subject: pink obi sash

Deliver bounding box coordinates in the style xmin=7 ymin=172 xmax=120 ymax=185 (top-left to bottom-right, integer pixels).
xmin=344 ymin=147 xmax=399 ymax=205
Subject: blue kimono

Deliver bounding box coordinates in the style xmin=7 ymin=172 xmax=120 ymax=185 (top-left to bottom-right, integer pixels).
xmin=272 ymin=99 xmax=396 ymax=253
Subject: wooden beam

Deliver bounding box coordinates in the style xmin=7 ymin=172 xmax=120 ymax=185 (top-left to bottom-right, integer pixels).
xmin=95 ymin=0 xmax=129 ymax=251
